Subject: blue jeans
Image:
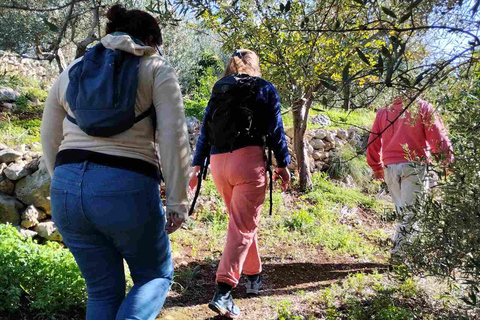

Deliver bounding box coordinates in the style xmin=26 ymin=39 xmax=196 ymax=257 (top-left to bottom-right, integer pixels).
xmin=50 ymin=161 xmax=173 ymax=320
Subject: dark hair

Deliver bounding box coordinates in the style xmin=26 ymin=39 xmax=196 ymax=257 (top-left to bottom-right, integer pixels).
xmin=106 ymin=4 xmax=162 ymax=45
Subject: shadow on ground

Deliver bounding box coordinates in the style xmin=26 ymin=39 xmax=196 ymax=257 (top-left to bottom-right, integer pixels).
xmin=164 ymin=260 xmax=388 ymax=310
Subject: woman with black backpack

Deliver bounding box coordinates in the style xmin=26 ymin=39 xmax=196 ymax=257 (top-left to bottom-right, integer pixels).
xmin=189 ymin=49 xmax=291 ymax=318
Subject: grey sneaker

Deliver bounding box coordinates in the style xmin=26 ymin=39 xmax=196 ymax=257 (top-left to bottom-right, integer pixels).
xmin=208 ymin=289 xmax=240 ymax=319
xmin=244 ymin=274 xmax=262 ymax=295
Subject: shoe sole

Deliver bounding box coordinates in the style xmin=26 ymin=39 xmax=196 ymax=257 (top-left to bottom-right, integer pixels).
xmin=246 ymin=288 xmax=260 ymax=295
xmin=208 ymin=302 xmax=240 ymax=319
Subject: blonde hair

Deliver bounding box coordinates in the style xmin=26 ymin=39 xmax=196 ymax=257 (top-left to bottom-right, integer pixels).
xmin=222 ymin=49 xmax=261 ymax=78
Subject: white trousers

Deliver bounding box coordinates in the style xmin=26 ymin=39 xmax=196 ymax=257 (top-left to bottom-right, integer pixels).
xmin=384 ymin=162 xmax=428 ymax=253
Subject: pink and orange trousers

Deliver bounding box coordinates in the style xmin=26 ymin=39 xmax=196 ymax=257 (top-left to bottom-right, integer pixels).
xmin=210 ymin=146 xmax=267 ymax=287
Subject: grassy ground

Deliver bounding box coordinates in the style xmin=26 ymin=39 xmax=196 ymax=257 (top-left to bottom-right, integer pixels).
xmin=0 ymin=74 xmax=47 ymax=147
xmin=1 ymin=74 xmax=475 ymax=319
xmin=155 ymin=173 xmax=474 ymax=320
xmin=282 ymin=106 xmax=377 ymax=131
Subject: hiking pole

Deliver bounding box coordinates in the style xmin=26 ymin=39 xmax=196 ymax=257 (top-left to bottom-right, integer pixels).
xmin=267 ymin=147 xmax=273 ymax=216
xmin=188 ymin=156 xmax=210 ymax=216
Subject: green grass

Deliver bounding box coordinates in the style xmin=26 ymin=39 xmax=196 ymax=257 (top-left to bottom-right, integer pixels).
xmin=0 ymin=224 xmax=86 ymax=313
xmin=276 ymin=272 xmax=472 ymax=320
xmin=0 ymin=117 xmax=41 ymax=146
xmin=282 ymin=106 xmax=376 ymax=131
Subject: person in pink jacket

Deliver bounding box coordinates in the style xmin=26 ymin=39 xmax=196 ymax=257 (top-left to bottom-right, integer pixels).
xmin=366 ymin=96 xmax=454 ymax=254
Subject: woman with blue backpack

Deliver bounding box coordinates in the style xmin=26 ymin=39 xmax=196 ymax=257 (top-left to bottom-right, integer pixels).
xmin=189 ymin=49 xmax=291 ymax=318
xmin=41 ymin=4 xmax=190 ymax=320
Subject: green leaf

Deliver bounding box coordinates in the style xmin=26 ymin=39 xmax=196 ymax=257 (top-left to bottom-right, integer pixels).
xmin=353 ymin=0 xmax=364 ymax=5
xmin=399 ymin=75 xmax=411 ymax=86
xmin=356 ymin=48 xmax=370 ymax=65
xmin=381 ymin=7 xmax=398 ymax=19
xmin=285 ymin=0 xmax=291 ymax=13
xmin=407 ymin=0 xmax=423 ymax=11
xmin=398 ymin=11 xmax=412 ymax=24
xmin=42 ymin=18 xmax=59 ymax=33
xmin=320 ymin=80 xmax=337 ymax=91
xmin=381 ymin=46 xmax=391 ymax=58
xmin=334 ymin=20 xmax=341 ymax=30
xmin=342 ymin=62 xmax=351 ymax=84
xmin=377 ymin=55 xmax=384 ymax=76
xmin=473 ymin=0 xmax=480 ymax=17
xmin=414 ymin=73 xmax=424 ymax=86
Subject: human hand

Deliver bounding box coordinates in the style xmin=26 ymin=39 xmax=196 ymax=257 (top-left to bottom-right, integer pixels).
xmin=273 ymin=167 xmax=291 ymax=191
xmin=373 ymin=170 xmax=385 ymax=181
xmin=165 ymin=211 xmax=185 ymax=234
xmin=189 ymin=166 xmax=201 ymax=192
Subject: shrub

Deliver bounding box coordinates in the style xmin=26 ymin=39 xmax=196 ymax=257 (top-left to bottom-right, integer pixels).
xmin=0 ymin=224 xmax=86 ymax=313
xmin=402 ymin=74 xmax=480 ymax=310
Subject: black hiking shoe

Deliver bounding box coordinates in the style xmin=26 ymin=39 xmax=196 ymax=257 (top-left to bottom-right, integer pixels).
xmin=244 ymin=274 xmax=263 ymax=295
xmin=208 ymin=289 xmax=240 ymax=319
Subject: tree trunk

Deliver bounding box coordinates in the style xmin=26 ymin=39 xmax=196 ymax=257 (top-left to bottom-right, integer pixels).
xmin=55 ymin=49 xmax=67 ymax=73
xmin=292 ymin=97 xmax=312 ymax=191
xmin=343 ymin=82 xmax=350 ymax=111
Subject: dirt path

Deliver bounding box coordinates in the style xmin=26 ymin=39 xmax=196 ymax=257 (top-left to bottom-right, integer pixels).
xmin=159 ymin=247 xmax=387 ymax=319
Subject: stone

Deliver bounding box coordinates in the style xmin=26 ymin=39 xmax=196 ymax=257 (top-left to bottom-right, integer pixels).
xmin=325 ymin=131 xmax=336 ymax=142
xmin=307 ymin=143 xmax=314 ymax=155
xmin=310 ymin=114 xmax=331 ymax=127
xmin=311 ymin=139 xmax=325 ymax=150
xmin=339 ymin=206 xmax=358 ymax=219
xmin=315 ymin=161 xmax=325 ymax=170
xmin=312 ymin=152 xmax=322 ymax=160
xmin=314 ymin=129 xmax=327 ymax=139
xmin=343 ymin=175 xmax=355 ymax=188
xmin=285 ymin=127 xmax=295 ymax=139
xmin=0 ymin=162 xmax=6 ymax=174
xmin=0 ymin=86 xmax=17 ymax=101
xmin=21 ymin=205 xmax=46 ymax=229
xmin=0 ymin=149 xmax=23 ymax=164
xmin=14 ymin=144 xmax=26 ymax=153
xmin=0 ymin=143 xmax=7 ymax=151
xmin=0 ymin=102 xmax=13 ymax=110
xmin=15 ymin=225 xmax=38 ymax=238
xmin=318 ymin=151 xmax=328 ymax=160
xmin=14 ymin=163 xmax=51 ymax=214
xmin=337 ymin=129 xmax=348 ymax=140
xmin=35 ymin=221 xmax=63 ymax=242
xmin=334 ymin=137 xmax=345 ymax=148
xmin=185 ymin=116 xmax=201 ymax=134
xmin=347 ymin=127 xmax=359 ymax=139
xmin=0 ymin=193 xmax=23 ymax=224
xmin=0 ymin=175 xmax=14 ymax=195
xmin=324 ymin=141 xmax=335 ymax=151
xmin=4 ymin=162 xmax=31 ymax=181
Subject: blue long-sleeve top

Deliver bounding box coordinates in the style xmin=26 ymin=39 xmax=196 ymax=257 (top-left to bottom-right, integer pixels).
xmin=192 ymin=75 xmax=291 ymax=168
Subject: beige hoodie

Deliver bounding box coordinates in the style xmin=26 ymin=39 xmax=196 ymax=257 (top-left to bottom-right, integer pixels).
xmin=41 ymin=34 xmax=190 ymax=217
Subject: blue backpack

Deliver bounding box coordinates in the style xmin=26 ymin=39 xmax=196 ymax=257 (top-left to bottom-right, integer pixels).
xmin=66 ymin=42 xmax=154 ymax=137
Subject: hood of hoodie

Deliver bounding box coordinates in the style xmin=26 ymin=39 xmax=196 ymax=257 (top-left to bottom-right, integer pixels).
xmin=101 ymin=33 xmax=156 ymax=57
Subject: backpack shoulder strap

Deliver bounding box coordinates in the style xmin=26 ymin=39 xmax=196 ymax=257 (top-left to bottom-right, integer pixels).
xmin=67 ymin=105 xmax=154 ymax=125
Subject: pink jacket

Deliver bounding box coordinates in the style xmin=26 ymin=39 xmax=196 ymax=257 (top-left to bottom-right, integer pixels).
xmin=367 ymin=98 xmax=454 ymax=172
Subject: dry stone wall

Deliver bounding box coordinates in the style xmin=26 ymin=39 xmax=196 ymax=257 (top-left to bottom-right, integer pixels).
xmin=0 ymin=115 xmax=368 ymax=243
xmin=0 ymin=50 xmax=59 ymax=87
xmin=0 ymin=143 xmax=62 ymax=242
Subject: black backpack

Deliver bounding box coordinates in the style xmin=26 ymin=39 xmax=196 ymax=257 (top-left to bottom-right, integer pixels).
xmin=189 ymin=74 xmax=275 ymax=216
xmin=205 ymin=74 xmax=263 ymax=150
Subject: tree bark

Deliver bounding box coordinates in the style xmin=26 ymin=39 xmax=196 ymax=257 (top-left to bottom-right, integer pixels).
xmin=343 ymin=82 xmax=350 ymax=111
xmin=292 ymin=97 xmax=313 ymax=191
